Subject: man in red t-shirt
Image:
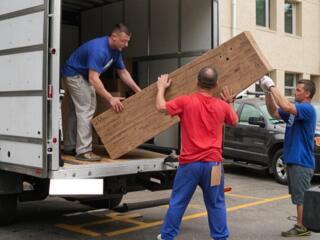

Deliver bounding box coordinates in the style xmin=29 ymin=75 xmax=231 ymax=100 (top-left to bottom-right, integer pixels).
xmin=156 ymin=67 xmax=238 ymax=240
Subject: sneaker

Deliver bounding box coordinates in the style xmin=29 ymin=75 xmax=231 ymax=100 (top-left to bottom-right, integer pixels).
xmin=75 ymin=152 xmax=101 ymax=161
xmin=281 ymin=224 xmax=311 ymax=237
xmin=157 ymin=234 xmax=164 ymax=240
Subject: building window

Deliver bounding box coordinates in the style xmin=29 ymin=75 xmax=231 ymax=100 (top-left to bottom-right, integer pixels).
xmin=284 ymin=1 xmax=295 ymax=34
xmin=285 ymin=73 xmax=297 ymax=97
xmin=256 ymin=0 xmax=277 ymax=30
xmin=284 ymin=0 xmax=302 ymax=36
xmin=256 ymin=0 xmax=269 ymax=27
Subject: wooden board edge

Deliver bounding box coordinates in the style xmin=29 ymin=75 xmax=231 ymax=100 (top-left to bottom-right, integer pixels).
xmin=242 ymin=31 xmax=273 ymax=72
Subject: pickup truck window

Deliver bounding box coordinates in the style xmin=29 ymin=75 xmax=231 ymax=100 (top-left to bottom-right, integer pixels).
xmin=234 ymin=102 xmax=241 ymax=114
xmin=239 ymin=104 xmax=263 ymax=123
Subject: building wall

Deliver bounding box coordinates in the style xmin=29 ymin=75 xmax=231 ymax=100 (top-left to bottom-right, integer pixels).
xmin=219 ymin=0 xmax=320 ymax=101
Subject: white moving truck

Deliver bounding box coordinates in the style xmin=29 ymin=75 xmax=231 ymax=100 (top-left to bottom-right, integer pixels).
xmin=0 ymin=0 xmax=219 ymax=224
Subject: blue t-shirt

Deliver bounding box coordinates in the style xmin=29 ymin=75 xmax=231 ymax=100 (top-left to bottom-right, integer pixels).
xmin=61 ymin=36 xmax=125 ymax=80
xmin=278 ymin=102 xmax=316 ymax=169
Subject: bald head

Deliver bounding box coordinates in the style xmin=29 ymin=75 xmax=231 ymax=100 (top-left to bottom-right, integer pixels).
xmin=197 ymin=67 xmax=218 ymax=89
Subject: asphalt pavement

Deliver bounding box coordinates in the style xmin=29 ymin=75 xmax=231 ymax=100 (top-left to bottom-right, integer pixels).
xmin=1 ymin=164 xmax=320 ymax=240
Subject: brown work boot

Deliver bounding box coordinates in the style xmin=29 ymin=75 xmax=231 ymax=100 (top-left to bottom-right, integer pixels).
xmin=75 ymin=152 xmax=101 ymax=161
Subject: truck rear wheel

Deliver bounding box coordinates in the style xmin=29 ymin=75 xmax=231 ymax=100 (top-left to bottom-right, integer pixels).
xmin=0 ymin=194 xmax=18 ymax=225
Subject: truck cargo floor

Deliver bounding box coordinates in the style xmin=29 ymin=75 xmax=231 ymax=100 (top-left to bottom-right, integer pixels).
xmin=61 ymin=145 xmax=166 ymax=165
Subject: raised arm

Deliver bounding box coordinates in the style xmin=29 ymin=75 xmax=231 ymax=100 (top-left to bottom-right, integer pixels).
xmin=156 ymin=74 xmax=172 ymax=114
xmin=220 ymin=86 xmax=238 ymax=127
xmin=260 ymin=76 xmax=296 ymax=117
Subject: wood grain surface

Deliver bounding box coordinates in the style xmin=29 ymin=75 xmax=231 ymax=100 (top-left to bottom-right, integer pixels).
xmin=92 ymin=32 xmax=272 ymax=159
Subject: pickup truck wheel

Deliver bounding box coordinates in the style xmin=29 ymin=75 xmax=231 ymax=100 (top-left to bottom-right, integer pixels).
xmin=0 ymin=194 xmax=17 ymax=225
xmin=84 ymin=196 xmax=123 ymax=210
xmin=272 ymin=149 xmax=288 ymax=185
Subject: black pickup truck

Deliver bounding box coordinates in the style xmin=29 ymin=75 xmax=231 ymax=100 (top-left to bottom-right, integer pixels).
xmin=223 ymin=98 xmax=320 ymax=184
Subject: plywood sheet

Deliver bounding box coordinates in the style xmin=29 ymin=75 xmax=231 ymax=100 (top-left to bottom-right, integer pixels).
xmin=92 ymin=32 xmax=272 ymax=159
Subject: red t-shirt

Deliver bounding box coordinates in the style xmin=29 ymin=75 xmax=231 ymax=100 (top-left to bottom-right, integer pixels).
xmin=166 ymin=92 xmax=238 ymax=164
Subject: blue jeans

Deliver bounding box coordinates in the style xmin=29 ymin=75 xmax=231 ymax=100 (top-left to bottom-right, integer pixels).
xmin=160 ymin=161 xmax=229 ymax=240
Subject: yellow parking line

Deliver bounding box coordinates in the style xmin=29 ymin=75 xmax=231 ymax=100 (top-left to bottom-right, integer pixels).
xmin=105 ymin=220 xmax=163 ymax=237
xmin=110 ymin=213 xmax=147 ymax=226
xmin=227 ymin=194 xmax=290 ymax=212
xmin=78 ymin=212 xmax=142 ymax=227
xmin=104 ymin=194 xmax=290 ymax=237
xmin=187 ymin=204 xmax=205 ymax=210
xmin=225 ymin=193 xmax=264 ymax=200
xmin=77 ymin=218 xmax=113 ymax=228
xmin=56 ymin=224 xmax=101 ymax=237
xmin=160 ymin=205 xmax=169 ymax=209
xmin=161 ymin=204 xmax=203 ymax=210
xmin=56 ymin=212 xmax=144 ymax=236
xmin=56 ymin=194 xmax=290 ymax=237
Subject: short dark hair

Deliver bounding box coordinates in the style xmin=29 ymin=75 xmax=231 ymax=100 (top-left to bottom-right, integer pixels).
xmin=197 ymin=67 xmax=218 ymax=89
xmin=297 ymin=79 xmax=316 ymax=99
xmin=111 ymin=23 xmax=131 ymax=36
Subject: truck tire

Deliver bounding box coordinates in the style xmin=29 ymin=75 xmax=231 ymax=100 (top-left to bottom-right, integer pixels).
xmin=83 ymin=196 xmax=123 ymax=210
xmin=0 ymin=194 xmax=18 ymax=225
xmin=272 ymin=149 xmax=288 ymax=185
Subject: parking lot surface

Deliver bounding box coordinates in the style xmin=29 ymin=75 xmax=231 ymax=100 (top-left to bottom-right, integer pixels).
xmin=1 ymin=164 xmax=319 ymax=240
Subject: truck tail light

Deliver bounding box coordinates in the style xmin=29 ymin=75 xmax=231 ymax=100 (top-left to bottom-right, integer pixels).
xmin=50 ymin=48 xmax=56 ymax=54
xmin=48 ymin=85 xmax=53 ymax=99
xmin=315 ymin=137 xmax=320 ymax=147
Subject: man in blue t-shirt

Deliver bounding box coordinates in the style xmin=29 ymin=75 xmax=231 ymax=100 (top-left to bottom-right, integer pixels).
xmin=61 ymin=23 xmax=141 ymax=161
xmin=260 ymin=76 xmax=316 ymax=237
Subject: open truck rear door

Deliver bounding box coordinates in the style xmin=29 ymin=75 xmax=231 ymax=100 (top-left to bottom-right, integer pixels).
xmin=0 ymin=0 xmax=50 ymax=178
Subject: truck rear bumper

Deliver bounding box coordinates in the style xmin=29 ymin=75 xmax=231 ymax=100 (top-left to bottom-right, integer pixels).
xmin=49 ymin=158 xmax=178 ymax=179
